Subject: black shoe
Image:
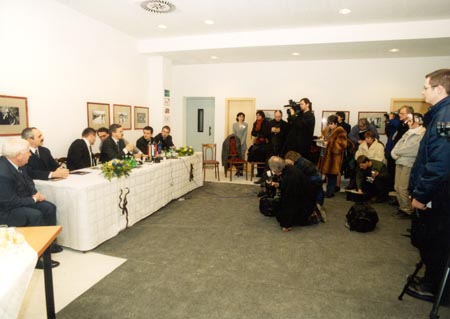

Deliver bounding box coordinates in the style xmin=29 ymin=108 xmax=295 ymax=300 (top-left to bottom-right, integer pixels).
xmin=405 ymin=282 xmax=436 ymax=303
xmin=257 ymin=191 xmax=266 ymax=197
xmin=35 ymin=259 xmax=60 ymax=269
xmin=325 ymin=193 xmax=335 ymax=198
xmin=253 ymin=178 xmax=264 ymax=185
xmin=334 ymin=186 xmax=341 ymax=193
xmin=392 ymin=209 xmax=411 ymax=219
xmin=50 ymin=243 xmax=64 ymax=253
xmin=388 ymin=197 xmax=399 ymax=206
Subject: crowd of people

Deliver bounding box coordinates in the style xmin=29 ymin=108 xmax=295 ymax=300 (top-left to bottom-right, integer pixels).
xmin=1 ymin=69 xmax=449 ymax=304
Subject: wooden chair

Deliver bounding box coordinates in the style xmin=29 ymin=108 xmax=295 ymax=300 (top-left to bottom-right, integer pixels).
xmin=250 ymin=162 xmax=266 ymax=181
xmin=225 ymin=157 xmax=248 ymax=181
xmin=202 ymin=144 xmax=220 ymax=181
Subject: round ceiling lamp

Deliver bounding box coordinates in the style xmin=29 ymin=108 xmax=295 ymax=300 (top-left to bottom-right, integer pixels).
xmin=140 ymin=0 xmax=176 ymax=14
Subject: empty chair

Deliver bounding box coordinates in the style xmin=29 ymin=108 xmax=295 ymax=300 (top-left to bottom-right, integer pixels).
xmin=202 ymin=143 xmax=220 ymax=181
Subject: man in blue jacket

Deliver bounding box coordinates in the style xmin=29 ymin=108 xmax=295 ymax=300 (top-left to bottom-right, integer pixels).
xmin=406 ymin=69 xmax=450 ymax=303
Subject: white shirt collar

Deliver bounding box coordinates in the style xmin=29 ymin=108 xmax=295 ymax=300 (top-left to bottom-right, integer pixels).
xmin=6 ymin=158 xmax=19 ymax=171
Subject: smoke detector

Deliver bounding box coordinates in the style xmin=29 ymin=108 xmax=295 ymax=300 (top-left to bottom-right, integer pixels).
xmin=140 ymin=0 xmax=176 ymax=14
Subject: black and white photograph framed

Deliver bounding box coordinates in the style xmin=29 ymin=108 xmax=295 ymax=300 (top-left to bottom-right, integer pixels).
xmin=0 ymin=95 xmax=29 ymax=136
xmin=134 ymin=106 xmax=149 ymax=129
xmin=113 ymin=104 xmax=132 ymax=130
xmin=87 ymin=102 xmax=110 ymax=130
xmin=358 ymin=111 xmax=386 ymax=134
xmin=321 ymin=110 xmax=350 ymax=132
xmin=262 ymin=109 xmax=278 ymax=121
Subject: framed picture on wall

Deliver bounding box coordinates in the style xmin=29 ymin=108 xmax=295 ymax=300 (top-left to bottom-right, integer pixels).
xmin=87 ymin=102 xmax=110 ymax=130
xmin=358 ymin=111 xmax=386 ymax=134
xmin=0 ymin=95 xmax=29 ymax=136
xmin=134 ymin=106 xmax=149 ymax=129
xmin=262 ymin=109 xmax=277 ymax=121
xmin=321 ymin=110 xmax=350 ymax=132
xmin=113 ymin=104 xmax=132 ymax=130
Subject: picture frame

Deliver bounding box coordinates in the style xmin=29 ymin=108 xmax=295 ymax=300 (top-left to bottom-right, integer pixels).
xmin=321 ymin=110 xmax=350 ymax=132
xmin=87 ymin=102 xmax=110 ymax=130
xmin=358 ymin=111 xmax=386 ymax=134
xmin=262 ymin=109 xmax=278 ymax=121
xmin=134 ymin=106 xmax=149 ymax=130
xmin=0 ymin=95 xmax=29 ymax=136
xmin=113 ymin=104 xmax=132 ymax=130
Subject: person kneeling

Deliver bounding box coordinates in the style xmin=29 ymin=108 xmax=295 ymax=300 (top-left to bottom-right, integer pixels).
xmin=355 ymin=155 xmax=390 ymax=203
xmin=267 ymin=156 xmax=318 ymax=232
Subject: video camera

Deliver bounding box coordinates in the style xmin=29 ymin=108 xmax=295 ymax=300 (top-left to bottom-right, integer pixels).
xmin=283 ymin=99 xmax=301 ymax=120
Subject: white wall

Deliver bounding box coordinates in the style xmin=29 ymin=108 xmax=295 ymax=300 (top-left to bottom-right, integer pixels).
xmin=0 ymin=0 xmax=150 ymax=156
xmin=171 ymin=56 xmax=450 ymax=155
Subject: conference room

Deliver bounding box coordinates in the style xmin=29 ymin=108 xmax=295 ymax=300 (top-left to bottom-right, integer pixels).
xmin=1 ymin=0 xmax=450 ymax=318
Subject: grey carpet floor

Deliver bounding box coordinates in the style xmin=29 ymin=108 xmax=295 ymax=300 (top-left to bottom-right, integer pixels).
xmin=57 ymin=182 xmax=449 ymax=319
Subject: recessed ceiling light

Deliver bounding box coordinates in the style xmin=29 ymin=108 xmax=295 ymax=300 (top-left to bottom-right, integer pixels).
xmin=339 ymin=8 xmax=351 ymax=15
xmin=210 ymin=56 xmax=218 ymax=60
xmin=157 ymin=24 xmax=167 ymax=29
xmin=291 ymin=52 xmax=300 ymax=56
xmin=204 ymin=19 xmax=215 ymax=25
xmin=389 ymin=48 xmax=400 ymax=53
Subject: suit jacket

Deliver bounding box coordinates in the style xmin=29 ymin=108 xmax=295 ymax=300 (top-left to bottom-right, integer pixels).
xmin=67 ymin=139 xmax=96 ymax=171
xmin=100 ymin=137 xmax=127 ymax=163
xmin=26 ymin=146 xmax=59 ymax=180
xmin=153 ymin=133 xmax=174 ymax=150
xmin=0 ymin=157 xmax=37 ymax=214
xmin=136 ymin=136 xmax=154 ymax=154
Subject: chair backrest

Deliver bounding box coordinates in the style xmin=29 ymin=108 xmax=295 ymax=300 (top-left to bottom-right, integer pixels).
xmin=229 ymin=137 xmax=238 ymax=156
xmin=202 ymin=144 xmax=217 ymax=162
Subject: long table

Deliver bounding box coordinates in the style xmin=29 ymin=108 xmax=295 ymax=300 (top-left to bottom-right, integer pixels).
xmin=34 ymin=153 xmax=203 ymax=251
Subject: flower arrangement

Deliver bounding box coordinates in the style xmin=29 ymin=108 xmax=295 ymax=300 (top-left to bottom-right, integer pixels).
xmin=101 ymin=159 xmax=132 ymax=181
xmin=176 ymin=146 xmax=194 ymax=157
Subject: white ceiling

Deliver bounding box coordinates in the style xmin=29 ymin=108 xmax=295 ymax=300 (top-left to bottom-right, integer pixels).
xmin=55 ymin=0 xmax=450 ymax=64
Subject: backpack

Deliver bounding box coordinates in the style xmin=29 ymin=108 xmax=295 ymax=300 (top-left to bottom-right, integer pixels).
xmin=259 ymin=195 xmax=280 ymax=217
xmin=346 ymin=203 xmax=379 ymax=232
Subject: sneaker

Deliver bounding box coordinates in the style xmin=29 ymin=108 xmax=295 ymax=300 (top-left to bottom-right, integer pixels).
xmin=315 ymin=206 xmax=327 ymax=223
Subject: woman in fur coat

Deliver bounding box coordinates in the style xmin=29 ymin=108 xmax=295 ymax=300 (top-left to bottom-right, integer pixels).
xmin=318 ymin=115 xmax=348 ymax=197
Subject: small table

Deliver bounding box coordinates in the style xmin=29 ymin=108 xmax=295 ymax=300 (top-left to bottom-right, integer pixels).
xmin=18 ymin=226 xmax=62 ymax=319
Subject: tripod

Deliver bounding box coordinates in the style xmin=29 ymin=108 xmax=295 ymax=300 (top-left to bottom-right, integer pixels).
xmin=429 ymin=238 xmax=450 ymax=319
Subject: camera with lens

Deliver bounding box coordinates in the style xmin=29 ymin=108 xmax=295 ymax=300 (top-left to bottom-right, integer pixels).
xmin=284 ymin=99 xmax=301 ymax=121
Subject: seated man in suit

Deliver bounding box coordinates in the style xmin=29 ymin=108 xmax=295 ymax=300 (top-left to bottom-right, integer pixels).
xmin=66 ymin=127 xmax=97 ymax=171
xmin=153 ymin=125 xmax=175 ymax=151
xmin=0 ymin=138 xmax=62 ymax=268
xmin=21 ymin=127 xmax=69 ymax=180
xmin=100 ymin=124 xmax=134 ymax=163
xmin=96 ymin=127 xmax=110 ymax=152
xmin=136 ymin=126 xmax=154 ymax=154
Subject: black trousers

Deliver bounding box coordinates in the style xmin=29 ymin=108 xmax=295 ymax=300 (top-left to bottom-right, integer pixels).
xmin=0 ymin=201 xmax=57 ymax=227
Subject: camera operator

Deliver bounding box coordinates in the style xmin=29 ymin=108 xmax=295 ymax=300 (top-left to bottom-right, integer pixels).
xmin=284 ymin=98 xmax=315 ymax=161
xmin=267 ymin=156 xmax=310 ymax=232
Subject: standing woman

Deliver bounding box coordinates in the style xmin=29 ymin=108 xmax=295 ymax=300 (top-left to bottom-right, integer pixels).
xmin=232 ymin=112 xmax=248 ymax=160
xmin=250 ymin=110 xmax=271 ymax=177
xmin=318 ymin=115 xmax=348 ymax=198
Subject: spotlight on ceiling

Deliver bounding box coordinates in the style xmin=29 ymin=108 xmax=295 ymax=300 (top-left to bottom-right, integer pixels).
xmin=140 ymin=0 xmax=176 ymax=14
xmin=339 ymin=8 xmax=352 ymax=15
xmin=204 ymin=19 xmax=215 ymax=25
xmin=291 ymin=52 xmax=300 ymax=56
xmin=389 ymin=48 xmax=400 ymax=53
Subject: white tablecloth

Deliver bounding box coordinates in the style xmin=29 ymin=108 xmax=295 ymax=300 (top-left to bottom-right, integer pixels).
xmin=34 ymin=153 xmax=203 ymax=251
xmin=0 ymin=240 xmax=37 ymax=319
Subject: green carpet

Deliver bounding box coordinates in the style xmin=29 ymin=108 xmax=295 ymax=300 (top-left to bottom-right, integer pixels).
xmin=57 ymin=182 xmax=449 ymax=319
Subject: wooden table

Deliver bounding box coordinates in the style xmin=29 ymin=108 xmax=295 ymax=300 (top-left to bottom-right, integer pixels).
xmin=18 ymin=226 xmax=62 ymax=319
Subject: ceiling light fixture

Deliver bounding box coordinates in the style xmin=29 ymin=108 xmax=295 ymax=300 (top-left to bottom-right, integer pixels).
xmin=204 ymin=19 xmax=215 ymax=25
xmin=210 ymin=56 xmax=218 ymax=60
xmin=157 ymin=24 xmax=167 ymax=29
xmin=140 ymin=0 xmax=175 ymax=14
xmin=291 ymin=52 xmax=300 ymax=56
xmin=389 ymin=48 xmax=400 ymax=53
xmin=339 ymin=8 xmax=351 ymax=15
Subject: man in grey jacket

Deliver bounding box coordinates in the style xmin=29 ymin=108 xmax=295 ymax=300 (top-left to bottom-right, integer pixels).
xmin=391 ymin=113 xmax=425 ymax=218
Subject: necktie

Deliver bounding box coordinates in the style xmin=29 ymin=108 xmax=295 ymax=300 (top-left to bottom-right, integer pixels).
xmin=116 ymin=141 xmax=120 ymax=153
xmin=35 ymin=148 xmax=40 ymax=158
xmin=89 ymin=145 xmax=96 ymax=166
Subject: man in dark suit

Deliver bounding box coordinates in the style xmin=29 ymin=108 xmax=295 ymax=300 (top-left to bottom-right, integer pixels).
xmin=136 ymin=126 xmax=154 ymax=154
xmin=21 ymin=127 xmax=69 ymax=180
xmin=96 ymin=126 xmax=110 ymax=152
xmin=66 ymin=127 xmax=97 ymax=170
xmin=0 ymin=138 xmax=62 ymax=268
xmin=153 ymin=125 xmax=175 ymax=151
xmin=100 ymin=124 xmax=134 ymax=163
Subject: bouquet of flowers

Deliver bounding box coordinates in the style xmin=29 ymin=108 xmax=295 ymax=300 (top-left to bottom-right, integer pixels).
xmin=176 ymin=146 xmax=194 ymax=157
xmin=101 ymin=159 xmax=132 ymax=181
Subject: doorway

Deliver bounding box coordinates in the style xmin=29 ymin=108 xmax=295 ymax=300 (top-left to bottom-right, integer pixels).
xmin=186 ymin=97 xmax=215 ymax=152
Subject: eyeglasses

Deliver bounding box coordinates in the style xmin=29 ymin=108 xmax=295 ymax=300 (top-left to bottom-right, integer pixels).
xmin=423 ymin=85 xmax=438 ymax=90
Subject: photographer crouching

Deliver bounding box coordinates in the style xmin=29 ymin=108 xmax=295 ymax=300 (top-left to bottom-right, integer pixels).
xmin=267 ymin=156 xmax=317 ymax=232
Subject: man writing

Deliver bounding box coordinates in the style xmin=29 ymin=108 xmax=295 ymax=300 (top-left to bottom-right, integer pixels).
xmin=355 ymin=155 xmax=389 ymax=203
xmin=406 ymin=69 xmax=450 ymax=303
xmin=0 ymin=138 xmax=62 ymax=268
xmin=153 ymin=125 xmax=175 ymax=151
xmin=21 ymin=127 xmax=69 ymax=180
xmin=66 ymin=127 xmax=97 ymax=170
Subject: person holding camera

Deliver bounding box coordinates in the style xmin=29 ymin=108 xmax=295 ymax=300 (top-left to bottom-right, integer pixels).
xmin=284 ymin=98 xmax=315 ymax=161
xmin=355 ymin=155 xmax=389 ymax=203
xmin=267 ymin=156 xmax=311 ymax=232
